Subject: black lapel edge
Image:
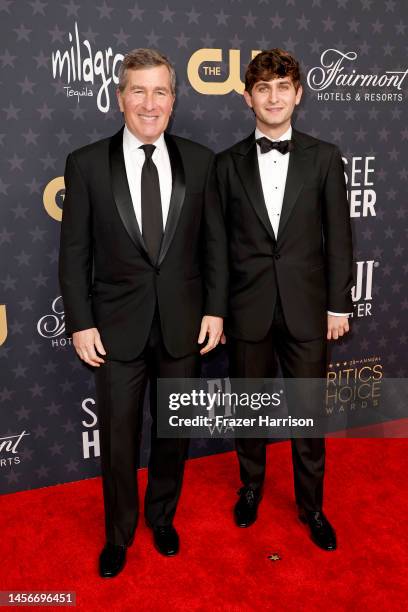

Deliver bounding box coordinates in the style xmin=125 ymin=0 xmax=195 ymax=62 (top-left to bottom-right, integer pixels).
xmin=232 ymin=133 xmax=276 ymax=241
xmin=109 ymin=126 xmax=149 ymax=257
xmin=158 ymin=133 xmax=186 ymax=266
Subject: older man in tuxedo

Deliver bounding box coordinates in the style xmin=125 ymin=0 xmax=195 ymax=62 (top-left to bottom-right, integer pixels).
xmin=59 ymin=49 xmax=227 ymax=577
xmin=216 ymin=49 xmax=353 ymax=551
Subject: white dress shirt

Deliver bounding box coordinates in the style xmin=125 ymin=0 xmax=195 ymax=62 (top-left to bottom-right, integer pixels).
xmin=122 ymin=125 xmax=172 ymax=231
xmin=255 ymin=125 xmax=350 ymax=317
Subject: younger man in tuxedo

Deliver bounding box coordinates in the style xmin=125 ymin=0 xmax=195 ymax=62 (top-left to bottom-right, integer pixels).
xmin=216 ymin=49 xmax=353 ymax=550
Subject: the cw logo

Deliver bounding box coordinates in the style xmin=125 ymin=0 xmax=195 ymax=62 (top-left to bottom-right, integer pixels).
xmin=187 ymin=48 xmax=261 ymax=95
xmin=43 ymin=177 xmax=65 ymax=222
xmin=0 ymin=305 xmax=7 ymax=346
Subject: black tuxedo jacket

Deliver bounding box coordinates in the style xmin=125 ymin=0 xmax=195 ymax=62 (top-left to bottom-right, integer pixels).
xmin=216 ymin=128 xmax=354 ymax=342
xmin=59 ymin=127 xmax=228 ymax=361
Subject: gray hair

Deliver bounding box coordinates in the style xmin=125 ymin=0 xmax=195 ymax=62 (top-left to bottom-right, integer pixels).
xmin=117 ymin=48 xmax=176 ymax=95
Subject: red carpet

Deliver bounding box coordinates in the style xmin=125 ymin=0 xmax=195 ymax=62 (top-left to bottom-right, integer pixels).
xmin=1 ymin=439 xmax=407 ymax=611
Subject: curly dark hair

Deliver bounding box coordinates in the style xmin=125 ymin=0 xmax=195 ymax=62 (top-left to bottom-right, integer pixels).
xmin=245 ymin=49 xmax=301 ymax=93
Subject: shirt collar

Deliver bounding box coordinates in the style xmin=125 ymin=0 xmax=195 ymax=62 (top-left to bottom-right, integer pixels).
xmin=123 ymin=124 xmax=166 ymax=152
xmin=255 ymin=125 xmax=292 ymax=143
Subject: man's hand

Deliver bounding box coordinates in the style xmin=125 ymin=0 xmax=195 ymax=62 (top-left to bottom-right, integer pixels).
xmin=197 ymin=316 xmax=225 ymax=355
xmin=327 ymin=315 xmax=350 ymax=340
xmin=72 ymin=327 xmax=106 ymax=367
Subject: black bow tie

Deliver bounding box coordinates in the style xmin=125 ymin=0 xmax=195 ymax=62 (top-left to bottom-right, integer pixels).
xmin=256 ymin=136 xmax=294 ymax=155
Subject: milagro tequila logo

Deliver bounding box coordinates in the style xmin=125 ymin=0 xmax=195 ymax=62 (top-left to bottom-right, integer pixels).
xmin=307 ymin=49 xmax=406 ymax=102
xmin=37 ymin=296 xmax=72 ymax=347
xmin=51 ymin=22 xmax=124 ymax=112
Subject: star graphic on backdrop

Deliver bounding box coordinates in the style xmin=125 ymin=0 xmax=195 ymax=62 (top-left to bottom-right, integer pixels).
xmin=0 ymin=49 xmax=17 ymax=68
xmin=159 ymin=6 xmax=175 ymax=23
xmin=19 ymin=297 xmax=34 ymax=311
xmin=297 ymin=14 xmax=310 ymax=30
xmin=219 ymin=105 xmax=233 ymax=120
xmin=60 ymin=419 xmax=76 ymax=434
xmin=242 ymin=11 xmax=257 ymax=28
xmin=8 ymin=154 xmax=24 ymax=171
xmin=270 ymin=12 xmax=284 ymax=28
xmin=66 ymin=460 xmax=79 ymax=472
xmin=0 ymin=178 xmax=11 ymax=194
xmin=128 ymin=2 xmax=144 ymax=21
xmin=322 ymin=16 xmax=335 ymax=31
xmin=13 ymin=365 xmax=28 ymax=379
xmin=3 ymin=102 xmax=21 ymax=120
xmin=0 ymin=0 xmax=14 ymax=13
xmin=32 ymin=424 xmax=47 ymax=438
xmin=48 ymin=24 xmax=65 ymax=43
xmin=215 ymin=9 xmax=230 ymax=26
xmin=70 ymin=106 xmax=87 ymax=120
xmin=40 ymin=153 xmax=57 ymax=169
xmin=49 ymin=442 xmax=64 ymax=456
xmin=15 ymin=251 xmax=31 ymax=265
xmin=145 ymin=30 xmax=161 ymax=46
xmin=186 ymin=7 xmax=200 ymax=24
xmin=113 ymin=28 xmax=130 ymax=46
xmin=32 ymin=272 xmax=49 ymax=287
xmin=395 ymin=21 xmax=406 ymax=35
xmin=14 ymin=24 xmax=32 ymax=42
xmin=87 ymin=129 xmax=104 ymax=142
xmin=256 ymin=36 xmax=270 ymax=49
xmin=230 ymin=34 xmax=243 ymax=47
xmin=56 ymin=128 xmax=72 ymax=145
xmin=18 ymin=77 xmax=35 ymax=94
xmin=174 ymin=33 xmax=190 ymax=48
xmin=37 ymin=102 xmax=54 ymax=120
xmin=63 ymin=1 xmax=80 ymax=18
xmin=36 ymin=466 xmax=50 ymax=479
xmin=201 ymin=33 xmax=215 ymax=47
xmin=82 ymin=27 xmax=98 ymax=43
xmin=96 ymin=1 xmax=114 ymax=19
xmin=30 ymin=0 xmax=47 ymax=16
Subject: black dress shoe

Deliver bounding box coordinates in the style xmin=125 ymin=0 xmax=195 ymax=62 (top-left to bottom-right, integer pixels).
xmin=99 ymin=542 xmax=127 ymax=578
xmin=298 ymin=510 xmax=337 ymax=551
xmin=234 ymin=486 xmax=262 ymax=528
xmin=152 ymin=525 xmax=179 ymax=556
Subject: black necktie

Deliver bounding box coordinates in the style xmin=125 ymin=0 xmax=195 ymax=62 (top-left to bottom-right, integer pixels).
xmin=256 ymin=137 xmax=294 ymax=155
xmin=140 ymin=144 xmax=163 ymax=264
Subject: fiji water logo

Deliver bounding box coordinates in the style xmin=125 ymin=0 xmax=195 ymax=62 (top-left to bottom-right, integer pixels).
xmin=51 ymin=22 xmax=123 ymax=113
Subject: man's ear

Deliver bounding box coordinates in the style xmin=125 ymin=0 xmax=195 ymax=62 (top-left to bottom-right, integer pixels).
xmin=116 ymin=88 xmax=124 ymax=112
xmin=295 ymin=84 xmax=303 ymax=106
xmin=243 ymin=90 xmax=253 ymax=109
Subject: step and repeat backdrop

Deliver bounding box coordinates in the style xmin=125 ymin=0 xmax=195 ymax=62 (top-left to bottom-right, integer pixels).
xmin=0 ymin=0 xmax=407 ymax=493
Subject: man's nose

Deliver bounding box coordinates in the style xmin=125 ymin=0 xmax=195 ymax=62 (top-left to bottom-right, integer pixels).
xmin=142 ymin=93 xmax=155 ymax=110
xmin=268 ymin=88 xmax=279 ymax=104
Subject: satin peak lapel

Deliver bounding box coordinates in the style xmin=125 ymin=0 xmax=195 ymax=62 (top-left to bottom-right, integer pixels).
xmin=233 ymin=135 xmax=276 ymax=241
xmin=157 ymin=134 xmax=186 ymax=266
xmin=277 ymin=132 xmax=309 ymax=239
xmin=109 ymin=127 xmax=149 ymax=258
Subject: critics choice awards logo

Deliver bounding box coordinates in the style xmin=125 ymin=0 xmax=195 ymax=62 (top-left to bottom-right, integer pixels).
xmin=326 ymin=357 xmax=383 ymax=416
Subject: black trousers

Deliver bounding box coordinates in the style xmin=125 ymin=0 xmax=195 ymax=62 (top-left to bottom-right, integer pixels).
xmin=229 ymin=297 xmax=327 ymax=512
xmin=95 ymin=311 xmax=200 ymax=546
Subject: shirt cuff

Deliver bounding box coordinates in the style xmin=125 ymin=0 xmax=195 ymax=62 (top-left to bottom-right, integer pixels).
xmin=327 ymin=311 xmax=352 ymax=317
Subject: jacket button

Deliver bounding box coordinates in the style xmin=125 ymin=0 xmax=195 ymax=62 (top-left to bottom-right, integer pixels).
xmin=155 ymin=268 xmax=160 ymax=275
xmin=274 ymin=253 xmax=281 ymax=260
